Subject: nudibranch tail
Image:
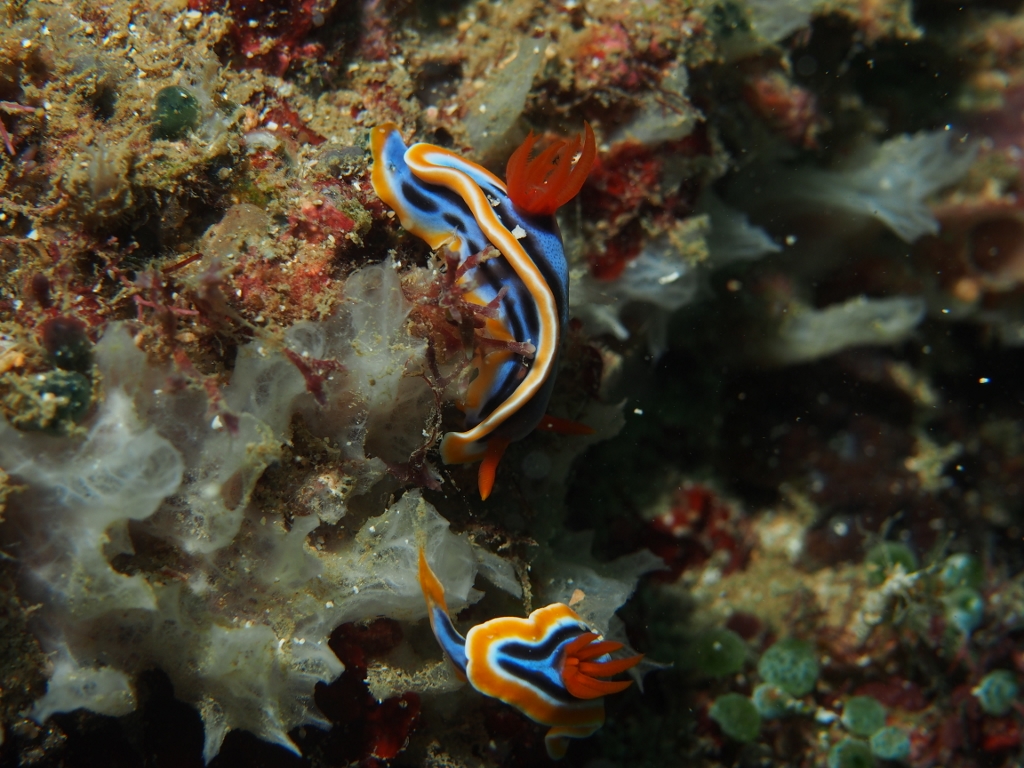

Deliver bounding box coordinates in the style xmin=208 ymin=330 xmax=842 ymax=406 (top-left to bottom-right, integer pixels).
xmin=545 ymin=725 xmax=599 ymax=760
xmin=477 ymin=436 xmax=511 ymax=500
xmin=417 ymin=548 xmax=468 ymax=676
xmin=506 ymin=122 xmax=596 ymax=216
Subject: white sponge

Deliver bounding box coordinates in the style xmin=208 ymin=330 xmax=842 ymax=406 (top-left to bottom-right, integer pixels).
xmin=31 ymin=650 xmax=136 ymax=723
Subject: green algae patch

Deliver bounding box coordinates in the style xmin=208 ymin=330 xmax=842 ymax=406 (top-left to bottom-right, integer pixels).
xmin=690 ymin=628 xmax=747 ymax=678
xmin=973 ymin=670 xmax=1019 ymax=716
xmin=943 ymin=587 xmax=984 ymax=635
xmin=753 ymin=682 xmax=796 ymax=719
xmin=152 ymin=86 xmax=201 ymax=140
xmin=842 ymin=696 xmax=886 ymax=737
xmin=2 ymin=370 xmax=92 ymax=434
xmin=870 ymin=726 xmax=910 ymax=761
xmin=939 ymin=553 xmax=984 ymax=591
xmin=757 ymin=637 xmax=819 ymax=697
xmin=828 ymin=738 xmax=874 ymax=768
xmin=709 ymin=693 xmax=761 ymax=742
xmin=865 ymin=542 xmax=918 ymax=586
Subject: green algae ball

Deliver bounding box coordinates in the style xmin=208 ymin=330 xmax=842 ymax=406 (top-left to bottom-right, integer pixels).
xmin=752 ymin=682 xmax=794 ymax=719
xmin=691 ymin=628 xmax=748 ymax=678
xmin=865 ymin=542 xmax=918 ymax=586
xmin=939 ymin=553 xmax=984 ymax=591
xmin=943 ymin=587 xmax=984 ymax=635
xmin=828 ymin=738 xmax=875 ymax=768
xmin=870 ymin=726 xmax=911 ymax=761
xmin=709 ymin=693 xmax=761 ymax=742
xmin=842 ymin=696 xmax=887 ymax=737
xmin=153 ymin=86 xmax=200 ymax=140
xmin=757 ymin=637 xmax=819 ymax=697
xmin=11 ymin=370 xmax=92 ymax=433
xmin=973 ymin=670 xmax=1019 ymax=716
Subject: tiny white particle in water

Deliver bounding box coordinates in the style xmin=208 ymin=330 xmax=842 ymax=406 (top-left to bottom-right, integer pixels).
xmin=658 ymin=271 xmax=681 ymax=285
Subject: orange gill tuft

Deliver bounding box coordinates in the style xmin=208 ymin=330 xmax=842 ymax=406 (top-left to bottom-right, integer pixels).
xmin=506 ymin=123 xmax=596 ymax=216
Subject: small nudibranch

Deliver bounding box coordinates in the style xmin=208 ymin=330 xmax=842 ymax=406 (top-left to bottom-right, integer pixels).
xmin=418 ymin=548 xmax=642 ymax=760
xmin=370 ymin=123 xmax=596 ymax=499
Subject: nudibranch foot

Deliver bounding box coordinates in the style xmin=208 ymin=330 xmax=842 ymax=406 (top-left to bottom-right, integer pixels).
xmin=417 ymin=546 xmax=643 ymax=760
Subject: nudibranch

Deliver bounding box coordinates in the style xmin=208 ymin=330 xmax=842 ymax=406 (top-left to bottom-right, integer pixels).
xmin=370 ymin=123 xmax=596 ymax=499
xmin=418 ymin=548 xmax=642 ymax=760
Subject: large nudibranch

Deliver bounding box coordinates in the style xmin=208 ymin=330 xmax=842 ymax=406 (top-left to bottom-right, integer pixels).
xmin=370 ymin=123 xmax=596 ymax=499
xmin=418 ymin=548 xmax=642 ymax=760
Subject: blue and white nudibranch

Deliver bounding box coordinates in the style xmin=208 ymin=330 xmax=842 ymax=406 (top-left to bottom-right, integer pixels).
xmin=418 ymin=548 xmax=642 ymax=760
xmin=370 ymin=123 xmax=596 ymax=499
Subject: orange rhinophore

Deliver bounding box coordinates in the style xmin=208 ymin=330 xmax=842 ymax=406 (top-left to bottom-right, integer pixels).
xmin=506 ymin=122 xmax=597 ymax=216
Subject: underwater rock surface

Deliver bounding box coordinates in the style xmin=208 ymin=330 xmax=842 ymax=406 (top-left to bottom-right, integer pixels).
xmin=0 ymin=0 xmax=1022 ymax=766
